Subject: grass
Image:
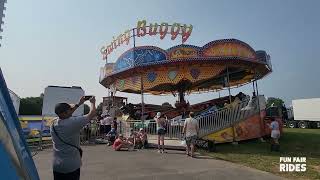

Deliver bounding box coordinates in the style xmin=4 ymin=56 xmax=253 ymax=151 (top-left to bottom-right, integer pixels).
xmin=203 ymin=128 xmax=320 ymax=180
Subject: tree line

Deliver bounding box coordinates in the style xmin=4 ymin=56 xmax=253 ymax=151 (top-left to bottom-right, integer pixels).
xmin=18 ymin=94 xmax=97 ymax=115
xmin=18 ymin=94 xmax=285 ymax=116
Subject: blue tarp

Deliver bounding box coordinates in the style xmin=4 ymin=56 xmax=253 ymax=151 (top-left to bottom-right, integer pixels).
xmin=0 ymin=69 xmax=40 ymax=180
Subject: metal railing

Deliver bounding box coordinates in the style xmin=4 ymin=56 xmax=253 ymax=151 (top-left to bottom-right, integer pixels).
xmin=80 ymin=121 xmax=126 ymax=144
xmin=80 ymin=122 xmax=101 ymax=144
xmin=197 ymin=99 xmax=259 ymax=138
xmin=119 ymin=119 xmax=184 ymax=140
xmin=118 ymin=99 xmax=259 ymax=141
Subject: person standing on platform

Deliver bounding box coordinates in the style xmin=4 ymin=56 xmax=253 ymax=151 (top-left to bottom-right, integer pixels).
xmin=183 ymin=112 xmax=199 ymax=158
xmin=155 ymin=112 xmax=167 ymax=153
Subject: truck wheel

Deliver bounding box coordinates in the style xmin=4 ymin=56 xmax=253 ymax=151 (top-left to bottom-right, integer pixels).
xmin=287 ymin=121 xmax=296 ymax=128
xmin=298 ymin=121 xmax=308 ymax=128
xmin=283 ymin=121 xmax=287 ymax=128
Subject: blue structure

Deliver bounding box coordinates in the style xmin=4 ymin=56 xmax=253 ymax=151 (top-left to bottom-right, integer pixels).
xmin=0 ymin=69 xmax=40 ymax=180
xmin=114 ymin=46 xmax=168 ymax=73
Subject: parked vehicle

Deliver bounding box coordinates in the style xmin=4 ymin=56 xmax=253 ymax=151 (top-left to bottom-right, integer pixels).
xmin=42 ymin=85 xmax=85 ymax=117
xmin=285 ymin=98 xmax=320 ymax=128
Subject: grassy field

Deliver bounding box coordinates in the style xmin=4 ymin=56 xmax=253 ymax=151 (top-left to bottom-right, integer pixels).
xmin=204 ymin=128 xmax=320 ymax=180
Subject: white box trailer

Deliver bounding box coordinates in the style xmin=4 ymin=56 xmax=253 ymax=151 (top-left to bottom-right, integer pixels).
xmin=42 ymin=86 xmax=85 ymax=117
xmin=290 ymin=98 xmax=320 ymax=128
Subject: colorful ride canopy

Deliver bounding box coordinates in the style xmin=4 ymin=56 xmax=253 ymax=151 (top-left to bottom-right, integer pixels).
xmin=99 ymin=39 xmax=271 ymax=95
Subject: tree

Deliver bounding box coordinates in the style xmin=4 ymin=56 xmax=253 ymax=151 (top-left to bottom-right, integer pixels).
xmin=266 ymin=97 xmax=284 ymax=108
xmin=19 ymin=95 xmax=43 ymax=115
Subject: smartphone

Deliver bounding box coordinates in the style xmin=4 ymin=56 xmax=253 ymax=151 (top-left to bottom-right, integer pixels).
xmin=84 ymin=95 xmax=93 ymax=100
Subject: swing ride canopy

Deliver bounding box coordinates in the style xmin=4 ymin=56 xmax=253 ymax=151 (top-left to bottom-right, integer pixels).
xmin=99 ymin=39 xmax=272 ymax=95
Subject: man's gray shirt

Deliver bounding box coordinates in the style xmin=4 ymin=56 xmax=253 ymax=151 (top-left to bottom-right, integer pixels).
xmin=50 ymin=116 xmax=89 ymax=173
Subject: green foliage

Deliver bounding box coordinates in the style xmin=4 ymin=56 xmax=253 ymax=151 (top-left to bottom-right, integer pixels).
xmin=19 ymin=96 xmax=43 ymax=115
xmin=266 ymin=97 xmax=284 ymax=108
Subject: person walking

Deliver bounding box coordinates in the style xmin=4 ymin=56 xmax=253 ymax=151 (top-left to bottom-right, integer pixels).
xmin=99 ymin=114 xmax=107 ymax=138
xmin=51 ymin=96 xmax=96 ymax=180
xmin=155 ymin=112 xmax=166 ymax=153
xmin=183 ymin=112 xmax=199 ymax=158
xmin=103 ymin=114 xmax=113 ymax=135
xmin=269 ymin=117 xmax=280 ymax=152
xmin=113 ymin=117 xmax=118 ymax=132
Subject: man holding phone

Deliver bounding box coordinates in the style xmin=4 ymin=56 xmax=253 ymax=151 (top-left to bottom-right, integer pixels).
xmin=51 ymin=96 xmax=96 ymax=180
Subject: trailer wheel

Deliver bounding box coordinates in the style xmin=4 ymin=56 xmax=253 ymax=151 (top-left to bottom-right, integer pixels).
xmin=298 ymin=121 xmax=308 ymax=128
xmin=287 ymin=121 xmax=296 ymax=128
xmin=283 ymin=121 xmax=287 ymax=128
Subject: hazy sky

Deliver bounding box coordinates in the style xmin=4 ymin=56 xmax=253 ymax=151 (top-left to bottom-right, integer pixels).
xmin=1 ymin=0 xmax=319 ymax=106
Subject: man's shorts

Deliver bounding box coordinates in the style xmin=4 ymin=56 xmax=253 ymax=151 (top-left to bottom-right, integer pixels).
xmin=157 ymin=128 xmax=166 ymax=135
xmin=185 ymin=135 xmax=197 ymax=146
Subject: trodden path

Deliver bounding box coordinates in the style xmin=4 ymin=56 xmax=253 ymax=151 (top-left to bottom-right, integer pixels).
xmin=33 ymin=145 xmax=283 ymax=180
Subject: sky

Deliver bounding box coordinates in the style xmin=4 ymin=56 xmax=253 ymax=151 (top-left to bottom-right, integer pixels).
xmin=1 ymin=0 xmax=320 ymax=106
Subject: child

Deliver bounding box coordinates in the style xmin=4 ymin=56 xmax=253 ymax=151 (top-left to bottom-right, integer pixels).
xmin=137 ymin=128 xmax=148 ymax=149
xmin=128 ymin=129 xmax=138 ymax=148
xmin=269 ymin=118 xmax=280 ymax=152
xmin=113 ymin=117 xmax=118 ymax=132
xmin=113 ymin=134 xmax=133 ymax=151
xmin=106 ymin=123 xmax=117 ymax=146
